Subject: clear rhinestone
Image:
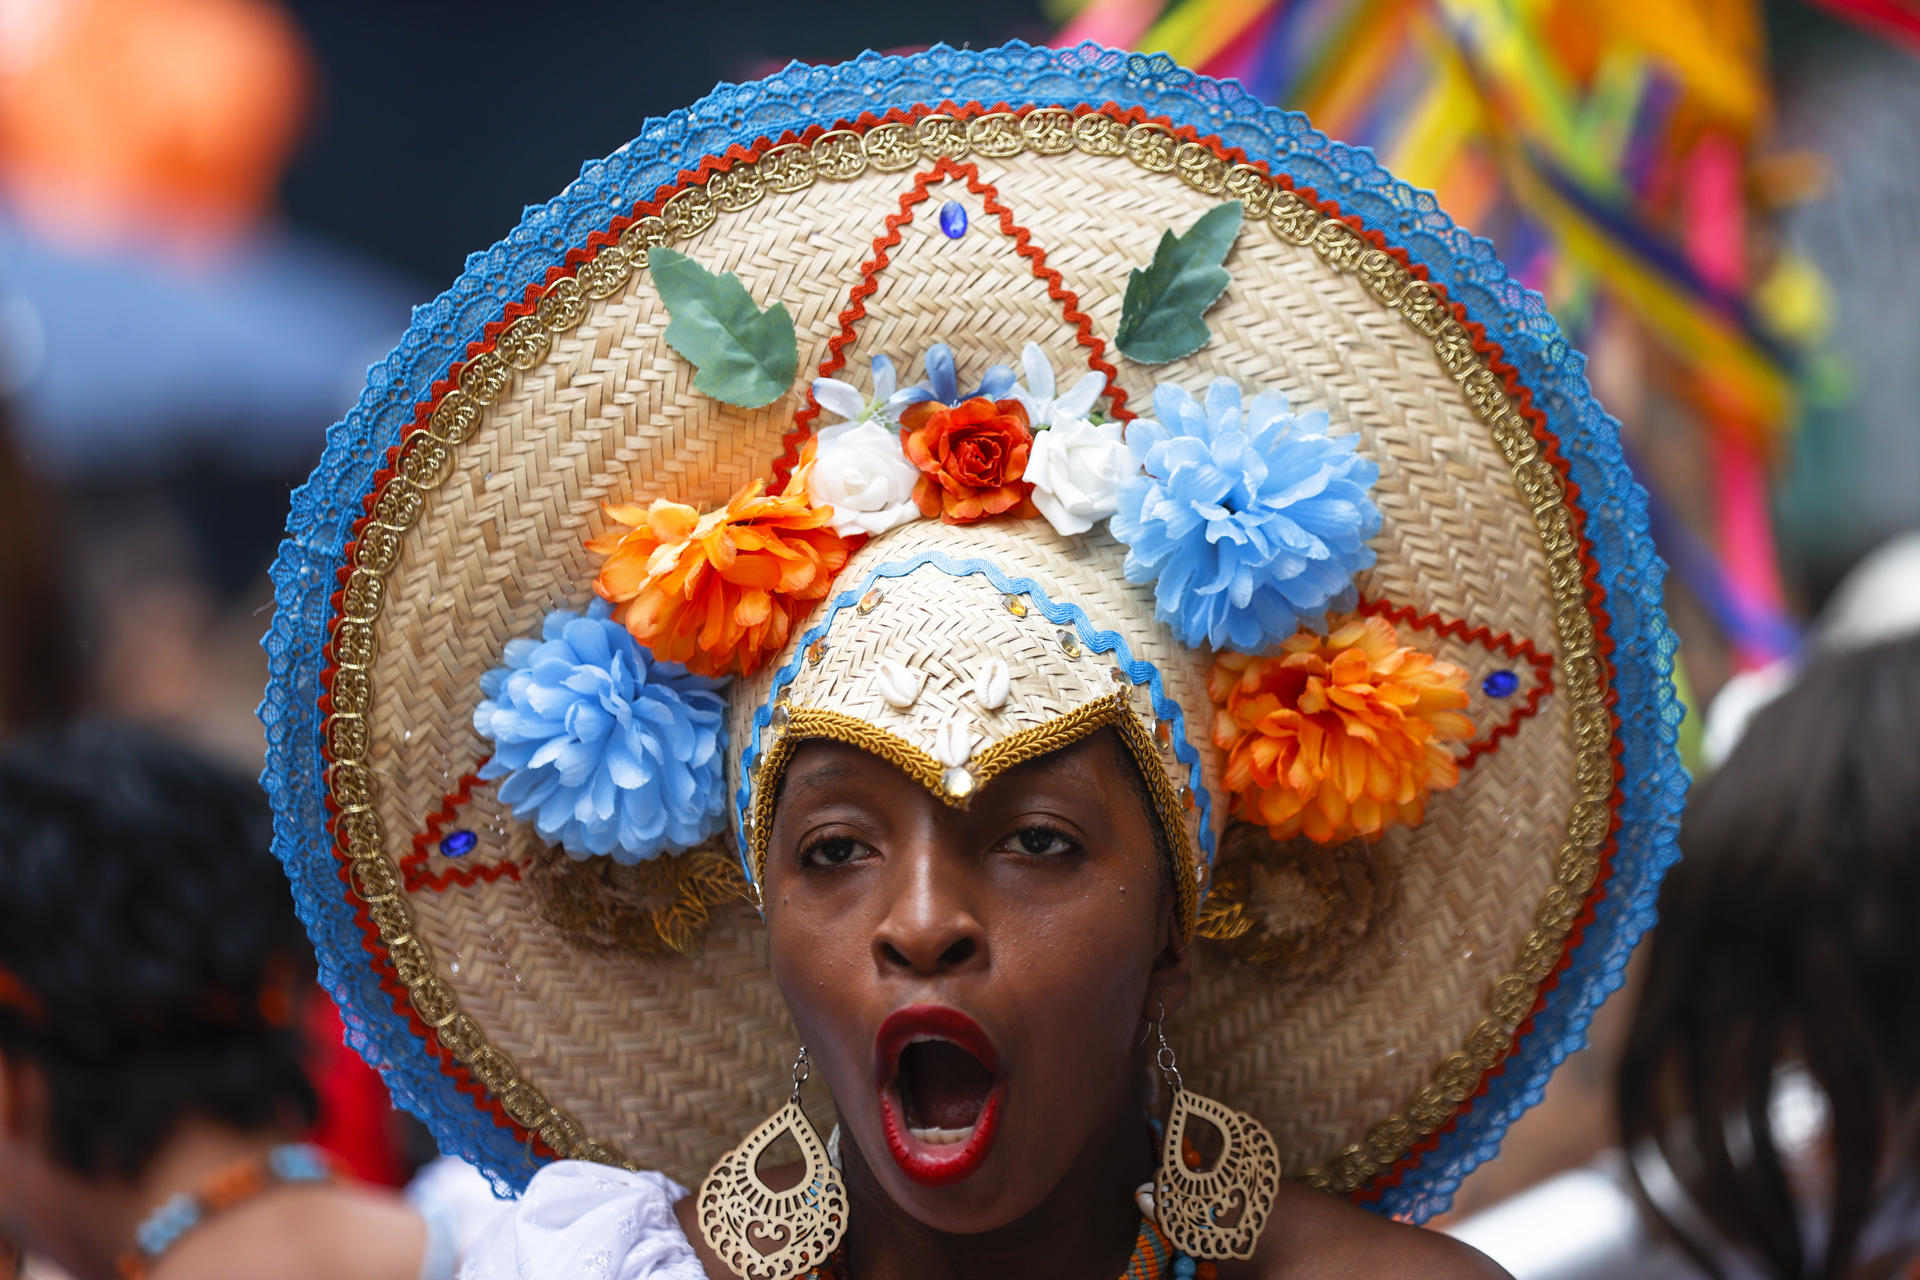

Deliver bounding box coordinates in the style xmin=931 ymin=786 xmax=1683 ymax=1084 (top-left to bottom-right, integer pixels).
xmin=1057 ymin=629 xmax=1081 ymax=658
xmin=769 ymin=704 xmax=790 ymax=731
xmin=857 ymin=587 xmax=884 ymax=614
xmin=942 ymin=766 xmax=976 ymax=799
xmin=1110 ymin=665 xmax=1128 ymax=685
xmin=1003 ymin=593 xmax=1028 ymax=618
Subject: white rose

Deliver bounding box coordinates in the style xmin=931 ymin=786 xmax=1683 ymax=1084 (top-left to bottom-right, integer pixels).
xmin=1025 ymin=416 xmax=1133 ymax=537
xmin=807 ymin=419 xmax=922 ymax=538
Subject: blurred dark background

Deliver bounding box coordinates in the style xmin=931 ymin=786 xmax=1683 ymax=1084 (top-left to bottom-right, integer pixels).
xmin=277 ymin=0 xmax=1049 ymax=286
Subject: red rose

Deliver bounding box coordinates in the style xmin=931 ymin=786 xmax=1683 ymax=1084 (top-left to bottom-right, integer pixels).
xmin=900 ymin=397 xmax=1037 ymax=524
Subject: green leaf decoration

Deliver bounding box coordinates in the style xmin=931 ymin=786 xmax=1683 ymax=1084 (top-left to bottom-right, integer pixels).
xmin=1114 ymin=201 xmax=1245 ymax=365
xmin=649 ymin=247 xmax=798 ymax=408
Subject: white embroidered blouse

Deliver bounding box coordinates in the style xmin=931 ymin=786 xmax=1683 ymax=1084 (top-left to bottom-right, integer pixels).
xmin=459 ymin=1163 xmax=704 ymax=1280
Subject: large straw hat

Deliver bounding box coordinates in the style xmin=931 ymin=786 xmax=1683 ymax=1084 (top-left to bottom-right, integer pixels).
xmin=262 ymin=42 xmax=1684 ymax=1222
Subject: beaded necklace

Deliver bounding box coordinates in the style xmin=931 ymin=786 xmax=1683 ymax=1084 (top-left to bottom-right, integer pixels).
xmin=116 ymin=1144 xmax=333 ymax=1280
xmin=806 ymin=1216 xmax=1216 ymax=1280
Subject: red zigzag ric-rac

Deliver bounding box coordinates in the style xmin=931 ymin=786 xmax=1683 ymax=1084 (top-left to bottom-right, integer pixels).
xmin=401 ymin=766 xmax=524 ymax=894
xmin=772 ymin=155 xmax=1132 ymax=488
xmin=1353 ymin=597 xmax=1557 ymax=767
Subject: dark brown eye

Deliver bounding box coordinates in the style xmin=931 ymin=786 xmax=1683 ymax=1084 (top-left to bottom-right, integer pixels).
xmin=800 ymin=836 xmax=871 ymax=868
xmin=1005 ymin=826 xmax=1080 ymax=857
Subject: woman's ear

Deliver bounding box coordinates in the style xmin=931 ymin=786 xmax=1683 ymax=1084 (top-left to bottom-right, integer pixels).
xmin=1145 ymin=905 xmax=1193 ymax=1023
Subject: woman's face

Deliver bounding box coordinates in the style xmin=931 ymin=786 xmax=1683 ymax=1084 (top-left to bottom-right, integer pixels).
xmin=761 ymin=728 xmax=1189 ymax=1233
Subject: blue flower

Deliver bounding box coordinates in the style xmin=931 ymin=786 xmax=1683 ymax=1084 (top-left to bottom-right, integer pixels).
xmin=896 ymin=342 xmax=1016 ymax=406
xmin=473 ymin=600 xmax=728 ymax=863
xmin=811 ymin=354 xmax=917 ymax=428
xmin=1110 ymin=378 xmax=1381 ymax=653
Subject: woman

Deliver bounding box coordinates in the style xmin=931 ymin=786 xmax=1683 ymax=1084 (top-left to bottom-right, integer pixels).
xmin=660 ymin=727 xmax=1501 ymax=1278
xmin=1616 ymin=631 xmax=1920 ymax=1280
xmin=0 ymin=723 xmax=448 ymax=1280
xmin=258 ymin=42 xmax=1684 ymax=1279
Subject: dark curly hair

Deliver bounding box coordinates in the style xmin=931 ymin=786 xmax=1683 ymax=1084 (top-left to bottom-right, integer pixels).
xmin=1617 ymin=634 xmax=1920 ymax=1280
xmin=0 ymin=722 xmax=318 ymax=1178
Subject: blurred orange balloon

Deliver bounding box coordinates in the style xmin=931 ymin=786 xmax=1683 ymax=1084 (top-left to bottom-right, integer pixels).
xmin=0 ymin=0 xmax=312 ymax=248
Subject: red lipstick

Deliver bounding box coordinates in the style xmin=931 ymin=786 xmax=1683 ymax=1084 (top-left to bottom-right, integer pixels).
xmin=874 ymin=1004 xmax=1005 ymax=1186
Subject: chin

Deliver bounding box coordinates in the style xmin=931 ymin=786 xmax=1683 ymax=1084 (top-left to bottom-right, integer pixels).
xmin=848 ymin=1115 xmax=1058 ymax=1236
xmin=838 ymin=1002 xmax=1074 ymax=1233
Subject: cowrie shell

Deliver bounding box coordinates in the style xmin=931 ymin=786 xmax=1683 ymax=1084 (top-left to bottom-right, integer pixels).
xmin=933 ymin=717 xmax=978 ymax=768
xmin=973 ymin=657 xmax=1011 ymax=710
xmin=877 ymin=660 xmax=924 ymax=709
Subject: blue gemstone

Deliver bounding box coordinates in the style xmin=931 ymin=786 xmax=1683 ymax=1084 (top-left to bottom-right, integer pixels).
xmin=440 ymin=829 xmax=478 ymax=858
xmin=938 ymin=200 xmax=968 ymax=239
xmin=1482 ymin=669 xmax=1520 ymax=698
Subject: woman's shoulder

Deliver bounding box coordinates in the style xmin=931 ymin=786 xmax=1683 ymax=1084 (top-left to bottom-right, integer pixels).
xmin=1227 ymin=1181 xmax=1512 ymax=1280
xmin=161 ymin=1181 xmax=430 ymax=1280
xmin=459 ymin=1161 xmax=703 ymax=1280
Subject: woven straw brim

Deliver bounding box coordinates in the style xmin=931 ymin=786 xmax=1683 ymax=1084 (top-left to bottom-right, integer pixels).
xmin=317 ymin=105 xmax=1616 ymax=1197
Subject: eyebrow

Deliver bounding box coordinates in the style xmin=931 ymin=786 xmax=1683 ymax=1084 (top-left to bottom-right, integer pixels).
xmin=778 ymin=757 xmax=870 ymax=798
xmin=994 ymin=743 xmax=1100 ymax=794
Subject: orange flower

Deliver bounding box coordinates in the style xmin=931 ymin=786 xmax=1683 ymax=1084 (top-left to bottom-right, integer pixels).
xmin=900 ymin=396 xmax=1037 ymax=524
xmin=589 ymin=464 xmax=851 ymax=678
xmin=1208 ymin=615 xmax=1474 ymax=844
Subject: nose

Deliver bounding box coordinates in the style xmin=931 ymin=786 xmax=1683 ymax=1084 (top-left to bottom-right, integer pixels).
xmin=871 ymin=842 xmax=986 ymax=977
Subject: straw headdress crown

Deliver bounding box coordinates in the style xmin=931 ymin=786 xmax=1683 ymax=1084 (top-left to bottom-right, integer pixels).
xmin=264 ymin=42 xmax=1683 ymax=1221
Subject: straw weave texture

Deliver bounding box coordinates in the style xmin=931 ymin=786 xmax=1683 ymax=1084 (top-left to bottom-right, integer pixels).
xmin=352 ymin=134 xmax=1581 ymax=1191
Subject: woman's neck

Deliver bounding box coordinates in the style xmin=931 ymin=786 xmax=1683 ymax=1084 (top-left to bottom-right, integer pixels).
xmin=25 ymin=1118 xmax=283 ymax=1280
xmin=836 ymin=1115 xmax=1155 ymax=1280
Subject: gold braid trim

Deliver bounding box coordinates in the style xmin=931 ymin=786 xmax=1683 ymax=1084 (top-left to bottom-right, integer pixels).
xmin=748 ymin=693 xmax=1198 ymax=936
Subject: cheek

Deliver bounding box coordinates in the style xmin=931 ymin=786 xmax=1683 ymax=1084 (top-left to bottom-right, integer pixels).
xmin=997 ymin=877 xmax=1163 ymax=1106
xmin=764 ymin=888 xmax=876 ymax=1088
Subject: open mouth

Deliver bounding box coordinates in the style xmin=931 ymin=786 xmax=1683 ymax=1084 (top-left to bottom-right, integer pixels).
xmin=874 ymin=1005 xmax=1005 ymax=1185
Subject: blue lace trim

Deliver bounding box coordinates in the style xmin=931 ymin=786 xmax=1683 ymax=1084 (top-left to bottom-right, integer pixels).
xmin=733 ymin=550 xmax=1217 ymax=886
xmin=259 ymin=41 xmax=1685 ymax=1212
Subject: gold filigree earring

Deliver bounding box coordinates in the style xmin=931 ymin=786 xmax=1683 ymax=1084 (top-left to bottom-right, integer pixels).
xmin=697 ymin=1045 xmax=849 ymax=1280
xmin=1149 ymin=1008 xmax=1282 ymax=1260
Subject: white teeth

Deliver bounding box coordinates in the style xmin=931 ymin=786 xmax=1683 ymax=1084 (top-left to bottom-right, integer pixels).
xmin=895 ymin=1037 xmax=987 ymax=1146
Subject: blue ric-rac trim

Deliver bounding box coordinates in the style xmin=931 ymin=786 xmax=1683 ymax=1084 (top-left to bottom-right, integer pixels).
xmin=259 ymin=41 xmax=1684 ymax=1208
xmin=732 ymin=551 xmax=1217 ymax=887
